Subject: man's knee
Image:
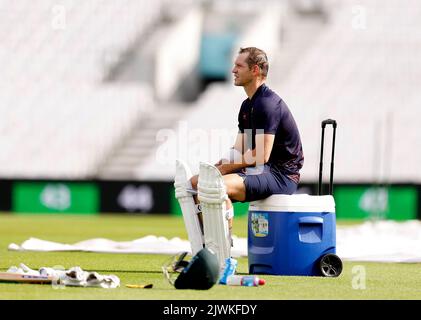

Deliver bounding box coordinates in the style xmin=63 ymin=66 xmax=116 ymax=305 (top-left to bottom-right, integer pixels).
xmin=223 ymin=174 xmax=246 ymax=201
xmin=190 ymin=175 xmax=198 ymax=190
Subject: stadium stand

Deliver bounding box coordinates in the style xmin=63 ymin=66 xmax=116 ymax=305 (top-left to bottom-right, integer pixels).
xmin=135 ymin=83 xmax=242 ymax=180
xmin=276 ymin=0 xmax=421 ymax=182
xmin=0 ymin=0 xmax=164 ymax=178
xmin=0 ymin=0 xmax=163 ymax=83
xmin=0 ymin=83 xmax=152 ymax=178
xmin=1 ymin=0 xmax=419 ymax=184
xmin=98 ymin=1 xmax=280 ymax=179
xmin=136 ymin=0 xmax=421 ymax=184
xmin=134 ymin=2 xmax=284 ymax=179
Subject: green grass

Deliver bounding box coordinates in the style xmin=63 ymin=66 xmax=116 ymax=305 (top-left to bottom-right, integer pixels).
xmin=0 ymin=214 xmax=421 ymax=300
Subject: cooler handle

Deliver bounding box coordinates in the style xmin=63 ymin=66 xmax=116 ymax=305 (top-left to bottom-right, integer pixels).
xmin=298 ymin=217 xmax=323 ymax=224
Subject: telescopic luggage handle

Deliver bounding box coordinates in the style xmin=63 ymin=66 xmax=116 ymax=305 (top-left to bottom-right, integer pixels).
xmin=322 ymin=119 xmax=337 ymax=129
xmin=318 ymin=119 xmax=337 ymax=195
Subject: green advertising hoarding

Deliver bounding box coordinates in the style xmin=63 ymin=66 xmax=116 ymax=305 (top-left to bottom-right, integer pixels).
xmin=335 ymin=185 xmax=417 ymax=220
xmin=13 ymin=182 xmax=99 ymax=214
xmin=171 ymin=185 xmax=419 ymax=220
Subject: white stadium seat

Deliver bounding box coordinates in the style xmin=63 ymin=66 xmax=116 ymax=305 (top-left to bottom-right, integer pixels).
xmin=0 ymin=1 xmax=161 ymax=178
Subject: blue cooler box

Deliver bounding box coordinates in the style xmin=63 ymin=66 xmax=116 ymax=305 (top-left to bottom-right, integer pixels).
xmin=248 ymin=194 xmax=336 ymax=276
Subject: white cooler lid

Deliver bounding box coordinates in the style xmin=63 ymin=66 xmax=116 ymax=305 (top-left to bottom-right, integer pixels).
xmin=249 ymin=194 xmax=335 ymax=213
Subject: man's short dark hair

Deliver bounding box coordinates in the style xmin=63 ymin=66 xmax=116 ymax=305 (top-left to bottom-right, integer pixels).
xmin=239 ymin=47 xmax=269 ymax=77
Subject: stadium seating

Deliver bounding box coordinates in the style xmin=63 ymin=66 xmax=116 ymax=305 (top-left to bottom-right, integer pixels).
xmin=137 ymin=0 xmax=420 ymax=183
xmin=0 ymin=0 xmax=163 ymax=83
xmin=1 ymin=0 xmax=419 ymax=183
xmin=0 ymin=0 xmax=162 ymax=178
xmin=134 ymin=3 xmax=284 ymax=180
xmin=276 ymin=0 xmax=421 ymax=182
xmin=0 ymin=83 xmax=153 ymax=178
xmin=135 ymin=83 xmax=242 ymax=180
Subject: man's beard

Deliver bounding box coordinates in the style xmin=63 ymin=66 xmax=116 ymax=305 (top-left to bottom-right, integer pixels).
xmin=234 ymin=77 xmax=251 ymax=87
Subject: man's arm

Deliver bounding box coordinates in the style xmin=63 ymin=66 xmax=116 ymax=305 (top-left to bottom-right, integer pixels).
xmin=214 ymin=133 xmax=245 ymax=166
xmin=216 ymin=134 xmax=275 ymax=175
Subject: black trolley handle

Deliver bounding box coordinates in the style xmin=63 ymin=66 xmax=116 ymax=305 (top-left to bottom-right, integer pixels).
xmin=318 ymin=119 xmax=337 ymax=195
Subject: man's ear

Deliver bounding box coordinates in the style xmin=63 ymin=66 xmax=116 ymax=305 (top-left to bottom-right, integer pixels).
xmin=252 ymin=64 xmax=260 ymax=76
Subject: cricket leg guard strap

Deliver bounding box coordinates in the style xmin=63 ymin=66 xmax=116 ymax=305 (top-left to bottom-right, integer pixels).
xmin=225 ymin=207 xmax=234 ymax=220
xmin=174 ymin=160 xmax=204 ymax=255
xmin=198 ymin=162 xmax=231 ymax=270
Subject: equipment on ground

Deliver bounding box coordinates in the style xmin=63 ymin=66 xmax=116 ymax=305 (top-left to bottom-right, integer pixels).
xmin=0 ymin=272 xmax=53 ymax=284
xmin=162 ymin=248 xmax=220 ymax=290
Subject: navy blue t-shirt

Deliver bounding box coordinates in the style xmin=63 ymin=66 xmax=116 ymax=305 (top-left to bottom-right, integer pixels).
xmin=237 ymin=84 xmax=304 ymax=182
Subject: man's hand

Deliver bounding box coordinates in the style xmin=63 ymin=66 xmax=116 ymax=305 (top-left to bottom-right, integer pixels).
xmin=216 ymin=134 xmax=275 ymax=175
xmin=216 ymin=162 xmax=246 ymax=176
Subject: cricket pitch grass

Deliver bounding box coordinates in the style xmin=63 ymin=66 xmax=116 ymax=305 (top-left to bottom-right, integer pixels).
xmin=1 ymin=214 xmax=421 ymax=300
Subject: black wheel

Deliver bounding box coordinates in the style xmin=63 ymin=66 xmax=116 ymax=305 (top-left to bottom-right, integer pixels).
xmin=319 ymin=253 xmax=342 ymax=277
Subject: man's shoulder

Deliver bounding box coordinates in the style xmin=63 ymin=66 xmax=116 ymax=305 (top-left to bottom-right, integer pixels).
xmin=256 ymin=87 xmax=284 ymax=110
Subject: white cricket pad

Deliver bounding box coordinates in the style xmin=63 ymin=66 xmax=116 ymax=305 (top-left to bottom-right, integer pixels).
xmin=198 ymin=162 xmax=231 ymax=269
xmin=174 ymin=159 xmax=204 ymax=255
